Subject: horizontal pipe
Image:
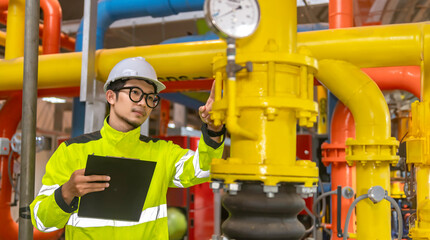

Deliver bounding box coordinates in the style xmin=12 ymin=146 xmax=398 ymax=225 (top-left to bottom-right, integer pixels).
xmin=0 ymin=22 xmax=428 ymax=90
xmin=363 ymin=66 xmax=421 ymax=98
xmin=0 ymin=40 xmax=223 ymax=90
xmin=76 ymin=0 xmax=204 ymax=50
xmin=298 ymin=22 xmax=424 ymax=67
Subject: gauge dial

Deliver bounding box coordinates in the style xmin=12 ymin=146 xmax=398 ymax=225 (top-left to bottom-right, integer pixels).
xmin=204 ymin=0 xmax=260 ymax=39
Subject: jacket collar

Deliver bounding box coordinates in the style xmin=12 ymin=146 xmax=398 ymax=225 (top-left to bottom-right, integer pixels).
xmin=100 ymin=116 xmax=141 ymax=144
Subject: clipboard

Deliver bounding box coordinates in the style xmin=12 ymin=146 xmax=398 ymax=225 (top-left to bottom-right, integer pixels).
xmin=78 ymin=155 xmax=157 ymax=222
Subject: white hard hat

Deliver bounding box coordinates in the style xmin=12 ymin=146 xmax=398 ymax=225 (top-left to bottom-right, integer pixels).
xmin=104 ymin=57 xmax=166 ymax=93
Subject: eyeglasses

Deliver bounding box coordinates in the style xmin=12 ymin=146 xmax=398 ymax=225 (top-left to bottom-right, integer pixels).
xmin=117 ymin=86 xmax=160 ymax=108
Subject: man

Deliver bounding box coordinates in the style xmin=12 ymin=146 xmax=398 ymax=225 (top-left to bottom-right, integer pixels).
xmin=30 ymin=57 xmax=225 ymax=239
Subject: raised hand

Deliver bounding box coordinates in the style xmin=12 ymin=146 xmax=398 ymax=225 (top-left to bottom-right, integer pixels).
xmin=199 ymin=80 xmax=223 ymax=132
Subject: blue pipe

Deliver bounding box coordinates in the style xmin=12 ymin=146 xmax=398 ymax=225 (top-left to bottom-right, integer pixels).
xmin=161 ymin=23 xmax=328 ymax=44
xmin=76 ymin=0 xmax=204 ymax=51
xmin=73 ymin=0 xmax=204 ymax=137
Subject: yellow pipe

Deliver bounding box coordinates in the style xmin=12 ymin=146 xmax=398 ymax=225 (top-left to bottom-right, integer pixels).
xmin=407 ymin=23 xmax=430 ymax=239
xmin=317 ymin=86 xmax=327 ymax=134
xmin=0 ymin=22 xmax=429 ymax=90
xmin=0 ymin=31 xmax=43 ymax=54
xmin=316 ymin=59 xmax=398 ymax=239
xmin=298 ymin=23 xmax=424 ymax=68
xmin=0 ymin=31 xmax=5 ymax=47
xmin=5 ymin=0 xmax=25 ymax=59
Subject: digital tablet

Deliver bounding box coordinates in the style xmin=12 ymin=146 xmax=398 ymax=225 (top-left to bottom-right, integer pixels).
xmin=78 ymin=155 xmax=157 ymax=221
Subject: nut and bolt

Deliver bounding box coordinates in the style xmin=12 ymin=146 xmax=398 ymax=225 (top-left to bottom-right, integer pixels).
xmin=296 ymin=185 xmax=317 ymax=198
xmin=263 ymin=185 xmax=279 ymax=198
xmin=226 ymin=183 xmax=241 ymax=195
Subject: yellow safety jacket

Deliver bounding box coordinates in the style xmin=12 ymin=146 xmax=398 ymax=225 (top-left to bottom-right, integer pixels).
xmin=30 ymin=118 xmax=224 ymax=239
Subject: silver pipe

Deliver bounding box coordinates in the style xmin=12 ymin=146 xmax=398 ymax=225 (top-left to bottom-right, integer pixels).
xmin=213 ymin=188 xmax=221 ymax=237
xmin=18 ymin=0 xmax=40 ymax=238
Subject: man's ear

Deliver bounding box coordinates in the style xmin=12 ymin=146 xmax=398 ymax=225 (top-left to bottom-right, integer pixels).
xmin=106 ymin=90 xmax=116 ymax=104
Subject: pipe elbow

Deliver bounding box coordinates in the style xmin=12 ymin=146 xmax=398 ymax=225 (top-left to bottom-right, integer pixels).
xmin=317 ymin=59 xmax=390 ymax=139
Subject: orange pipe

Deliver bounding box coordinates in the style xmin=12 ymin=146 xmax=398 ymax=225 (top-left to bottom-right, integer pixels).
xmin=40 ymin=0 xmax=61 ymax=54
xmin=329 ymin=0 xmax=353 ymax=28
xmin=0 ymin=0 xmax=7 ymax=10
xmin=363 ymin=66 xmax=421 ymax=99
xmin=326 ymin=1 xmax=355 ymax=240
xmin=0 ymin=95 xmax=21 ymax=240
xmin=321 ymin=102 xmax=356 ymax=240
xmin=0 ymin=9 xmax=75 ymax=52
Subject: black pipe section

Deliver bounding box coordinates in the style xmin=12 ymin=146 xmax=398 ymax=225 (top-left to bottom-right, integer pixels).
xmin=337 ymin=185 xmax=342 ymax=238
xmin=222 ymin=182 xmax=305 ymax=240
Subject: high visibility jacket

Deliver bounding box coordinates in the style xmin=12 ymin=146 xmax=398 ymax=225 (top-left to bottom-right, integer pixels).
xmin=30 ymin=118 xmax=224 ymax=239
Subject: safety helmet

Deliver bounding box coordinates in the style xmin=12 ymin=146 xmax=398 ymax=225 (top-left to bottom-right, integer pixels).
xmin=104 ymin=57 xmax=166 ymax=93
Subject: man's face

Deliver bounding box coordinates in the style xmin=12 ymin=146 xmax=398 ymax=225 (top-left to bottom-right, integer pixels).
xmin=107 ymin=79 xmax=156 ymax=130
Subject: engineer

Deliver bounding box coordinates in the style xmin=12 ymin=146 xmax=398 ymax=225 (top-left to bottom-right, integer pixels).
xmin=30 ymin=57 xmax=225 ymax=239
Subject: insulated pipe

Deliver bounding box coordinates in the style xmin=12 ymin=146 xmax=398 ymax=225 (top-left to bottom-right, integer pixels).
xmin=75 ymin=0 xmax=204 ymax=50
xmin=321 ymin=102 xmax=356 ymax=240
xmin=316 ymin=59 xmax=393 ymax=239
xmin=39 ymin=0 xmax=61 ymax=54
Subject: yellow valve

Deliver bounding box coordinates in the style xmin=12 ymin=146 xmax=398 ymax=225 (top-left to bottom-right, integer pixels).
xmin=210 ymin=0 xmax=318 ymax=187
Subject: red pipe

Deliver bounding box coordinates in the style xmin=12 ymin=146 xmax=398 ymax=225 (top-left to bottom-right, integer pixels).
xmin=363 ymin=66 xmax=421 ymax=98
xmin=0 ymin=95 xmax=62 ymax=240
xmin=321 ymin=103 xmax=356 ymax=240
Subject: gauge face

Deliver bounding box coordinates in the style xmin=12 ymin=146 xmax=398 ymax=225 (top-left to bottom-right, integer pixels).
xmin=205 ymin=0 xmax=260 ymax=39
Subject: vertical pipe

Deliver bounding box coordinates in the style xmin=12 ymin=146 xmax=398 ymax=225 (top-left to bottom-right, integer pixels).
xmin=329 ymin=0 xmax=353 ymax=28
xmin=0 ymin=95 xmax=22 ymax=240
xmin=40 ymin=0 xmax=62 ymax=54
xmin=5 ymin=0 xmax=25 ymax=59
xmin=322 ymin=102 xmax=356 ymax=240
xmin=316 ymin=59 xmax=392 ymax=239
xmin=19 ymin=0 xmax=39 ymax=239
xmin=327 ymin=3 xmax=354 ymax=238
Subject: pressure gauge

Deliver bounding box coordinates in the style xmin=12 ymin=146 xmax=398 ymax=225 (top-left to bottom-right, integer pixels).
xmin=204 ymin=0 xmax=260 ymax=39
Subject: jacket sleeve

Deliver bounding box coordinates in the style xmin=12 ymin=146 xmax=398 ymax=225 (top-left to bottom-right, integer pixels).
xmin=168 ymin=124 xmax=225 ymax=188
xmin=30 ymin=143 xmax=78 ymax=232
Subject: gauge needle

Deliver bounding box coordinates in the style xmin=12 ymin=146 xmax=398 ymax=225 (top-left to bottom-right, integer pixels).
xmin=214 ymin=5 xmax=242 ymax=18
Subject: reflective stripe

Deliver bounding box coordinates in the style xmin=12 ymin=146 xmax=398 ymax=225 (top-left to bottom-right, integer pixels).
xmin=38 ymin=184 xmax=60 ymax=196
xmin=192 ymin=150 xmax=209 ymax=178
xmin=172 ymin=150 xmax=194 ymax=188
xmin=67 ymin=204 xmax=167 ymax=228
xmin=33 ymin=201 xmax=61 ymax=232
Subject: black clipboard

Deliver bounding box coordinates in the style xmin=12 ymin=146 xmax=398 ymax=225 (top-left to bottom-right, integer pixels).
xmin=78 ymin=155 xmax=157 ymax=222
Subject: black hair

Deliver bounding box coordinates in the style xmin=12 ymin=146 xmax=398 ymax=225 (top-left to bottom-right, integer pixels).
xmin=106 ymin=77 xmax=158 ymax=106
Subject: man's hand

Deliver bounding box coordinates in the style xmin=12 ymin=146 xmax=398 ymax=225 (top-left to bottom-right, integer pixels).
xmin=199 ymin=81 xmax=223 ymax=132
xmin=61 ymin=169 xmax=110 ymax=205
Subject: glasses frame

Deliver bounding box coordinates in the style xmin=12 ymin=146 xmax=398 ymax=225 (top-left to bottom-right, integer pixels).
xmin=116 ymin=86 xmax=160 ymax=108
